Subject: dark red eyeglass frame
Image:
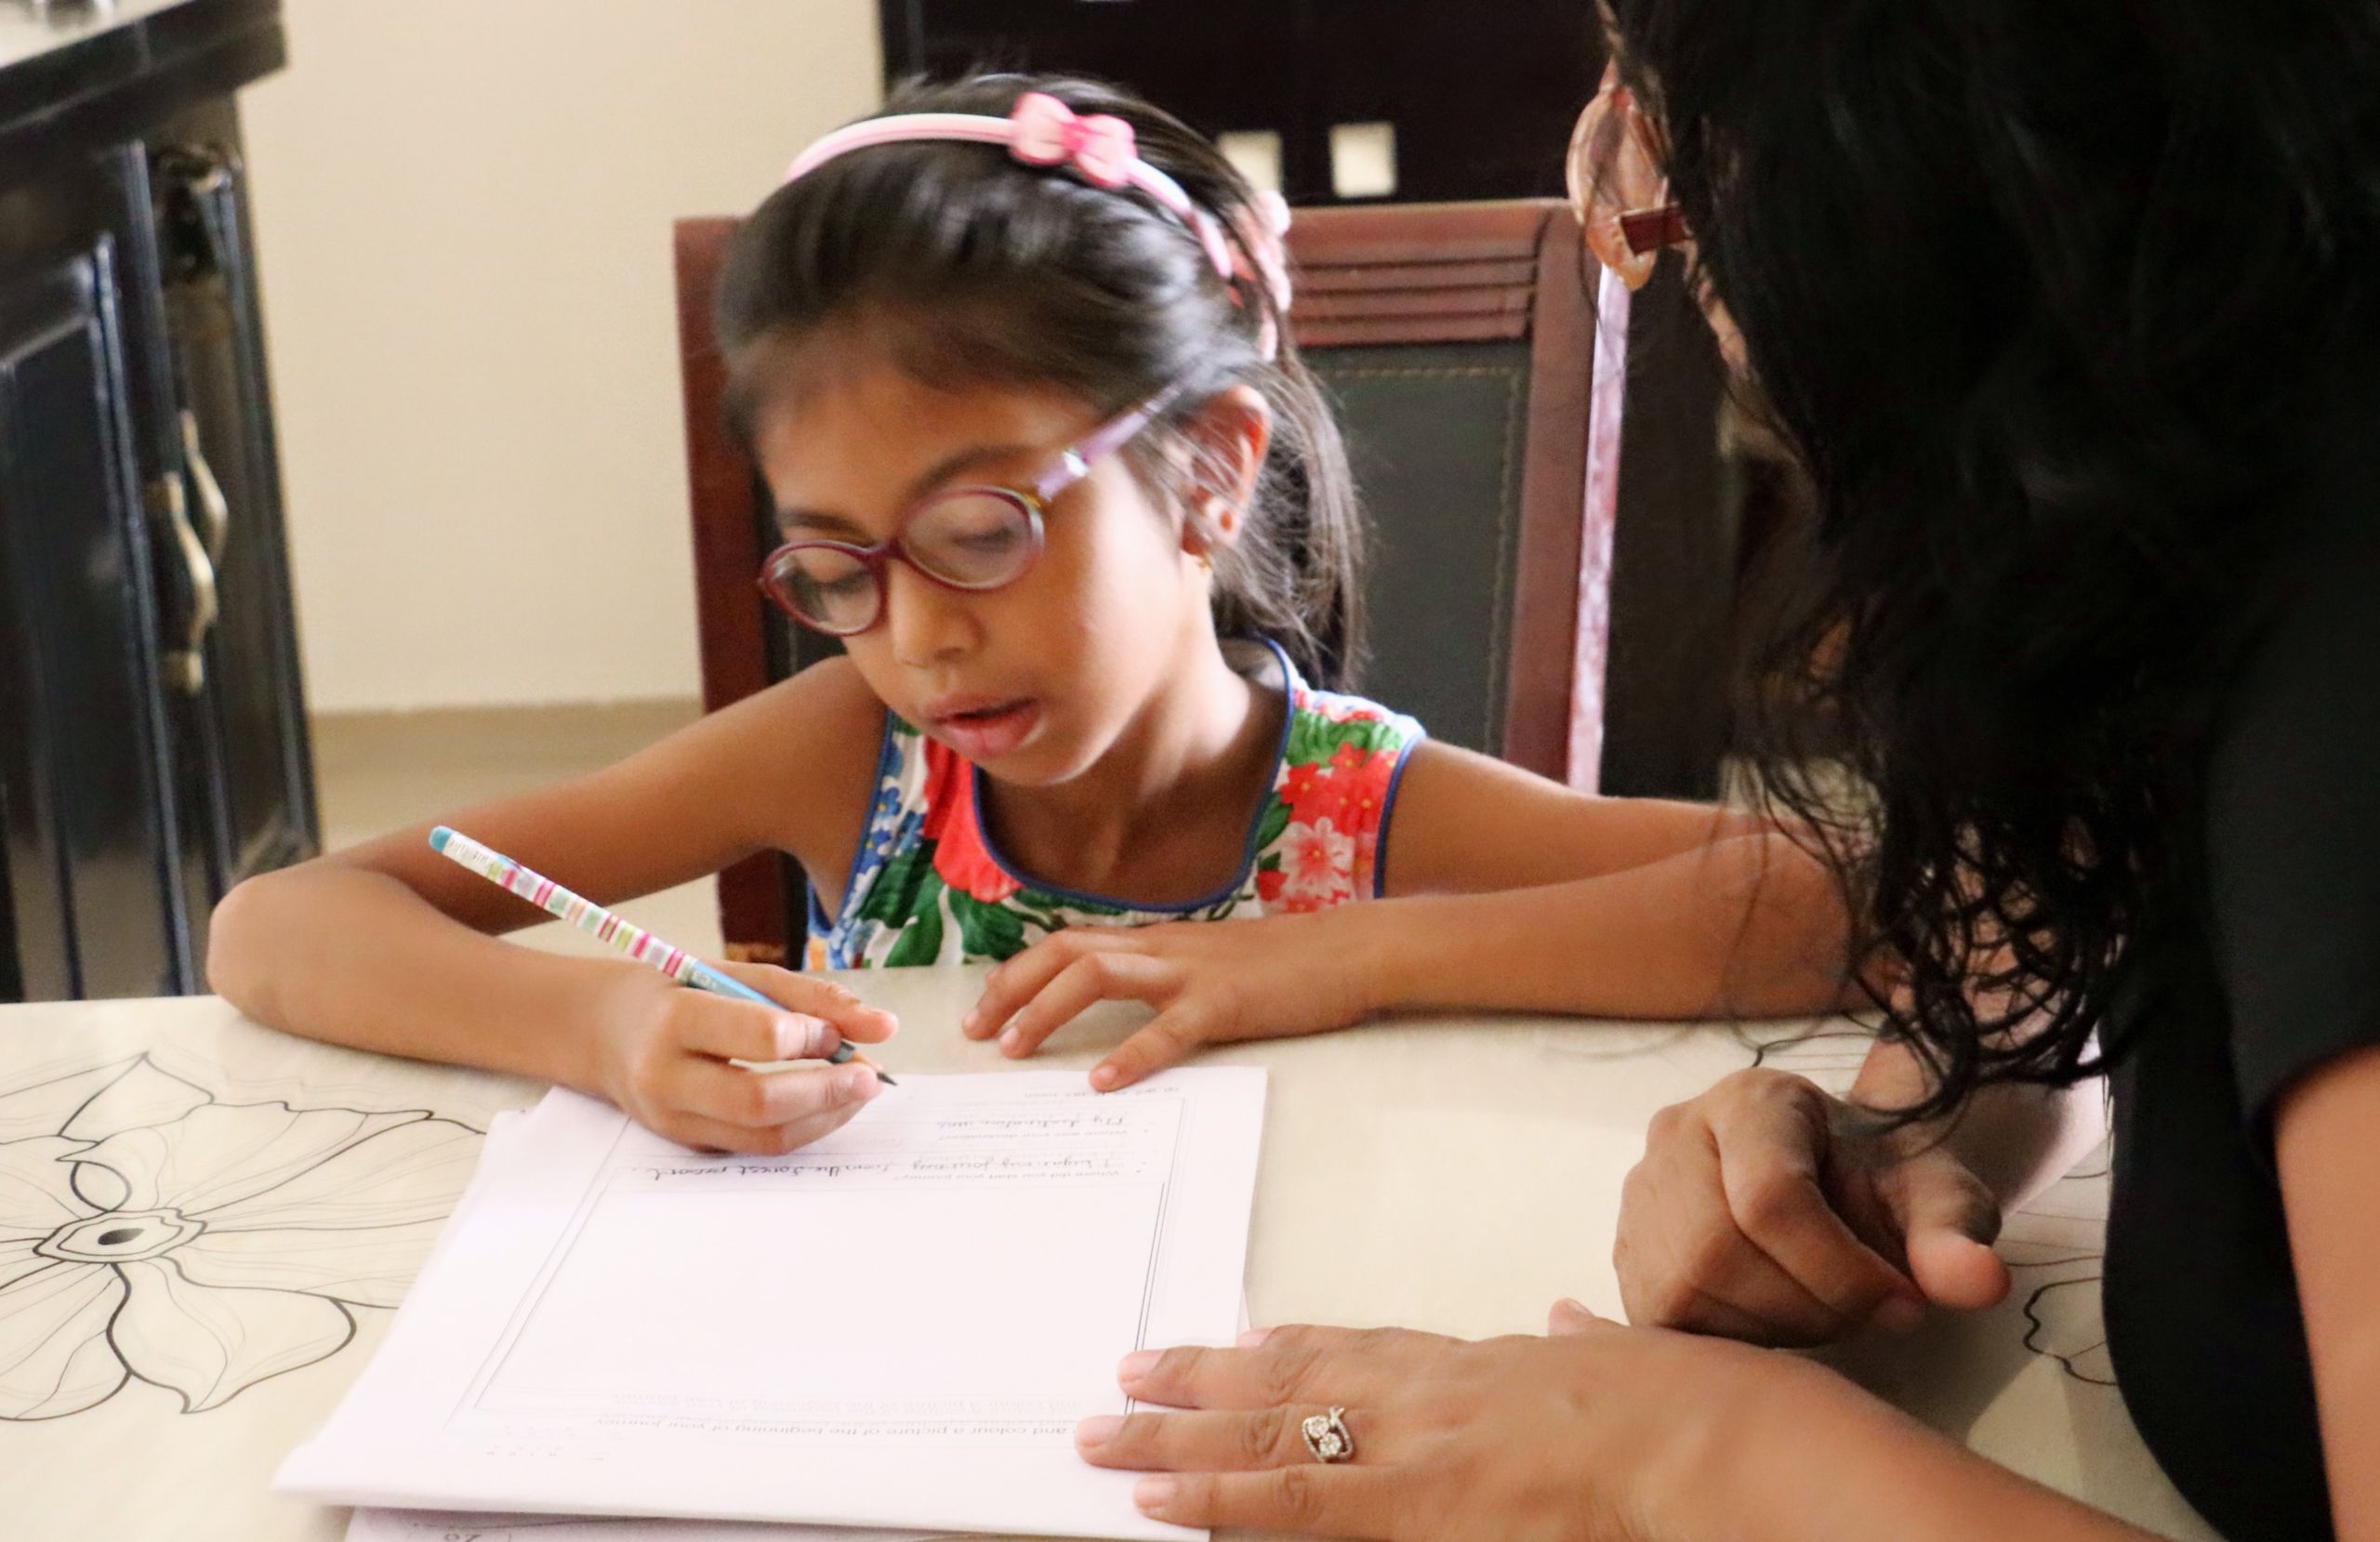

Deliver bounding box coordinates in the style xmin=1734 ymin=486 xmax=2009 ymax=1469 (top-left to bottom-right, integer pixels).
xmin=757 ymin=381 xmax=1189 ymax=637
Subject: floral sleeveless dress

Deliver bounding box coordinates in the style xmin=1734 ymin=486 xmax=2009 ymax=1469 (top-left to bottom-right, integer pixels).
xmin=807 ymin=641 xmax=1427 ymax=969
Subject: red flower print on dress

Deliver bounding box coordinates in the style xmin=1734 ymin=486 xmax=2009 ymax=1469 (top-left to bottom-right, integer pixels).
xmin=920 ymin=742 xmax=1024 ymax=903
xmin=1285 ymin=753 xmax=1388 ymax=840
xmin=1282 ymin=761 xmax=1328 ymax=805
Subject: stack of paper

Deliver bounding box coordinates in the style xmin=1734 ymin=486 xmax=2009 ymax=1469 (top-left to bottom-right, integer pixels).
xmin=280 ymin=1070 xmax=1267 ymax=1541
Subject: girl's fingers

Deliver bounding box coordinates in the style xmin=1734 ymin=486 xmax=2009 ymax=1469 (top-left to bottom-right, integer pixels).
xmin=668 ymin=1054 xmax=881 ymax=1131
xmin=1090 ymin=1008 xmax=1209 ymax=1090
xmin=1128 ymin=1466 xmax=1398 ymax=1535
xmin=711 ymin=961 xmax=901 ymax=1046
xmin=1120 ymin=1325 xmax=1439 ymax=1412
xmin=674 ymin=995 xmax=845 ymax=1065
xmin=965 ymin=935 xmax=1086 ymax=1038
xmin=967 ymin=930 xmax=1144 ymax=1042
xmin=1077 ymin=1404 xmax=1379 ymax=1472
xmin=993 ymin=951 xmax=1181 ymax=1060
xmin=759 ymin=1096 xmax=876 ymax=1151
xmin=657 ymin=1097 xmax=866 ymax=1156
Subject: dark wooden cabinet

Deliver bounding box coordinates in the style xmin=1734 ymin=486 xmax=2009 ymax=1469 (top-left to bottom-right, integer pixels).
xmin=0 ymin=148 xmax=184 ymax=1000
xmin=151 ymin=108 xmax=320 ymax=961
xmin=0 ymin=1 xmax=311 ymax=1002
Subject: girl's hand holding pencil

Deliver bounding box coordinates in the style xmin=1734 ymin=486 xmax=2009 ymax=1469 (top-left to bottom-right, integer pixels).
xmin=587 ymin=961 xmax=896 ymax=1155
xmin=432 ymin=827 xmax=898 ymax=1155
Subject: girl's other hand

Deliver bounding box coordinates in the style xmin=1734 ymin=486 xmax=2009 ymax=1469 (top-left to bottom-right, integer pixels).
xmin=961 ymin=913 xmax=1382 ymax=1089
xmin=588 ymin=962 xmax=899 ymax=1154
xmin=1614 ymin=1069 xmax=2008 ymax=1346
xmin=1075 ymin=1309 xmax=1806 ymax=1539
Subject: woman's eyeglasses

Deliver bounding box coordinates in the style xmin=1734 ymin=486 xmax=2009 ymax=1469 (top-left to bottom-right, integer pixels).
xmin=1566 ymin=59 xmax=1690 ymax=291
xmin=758 ymin=384 xmax=1186 ymax=637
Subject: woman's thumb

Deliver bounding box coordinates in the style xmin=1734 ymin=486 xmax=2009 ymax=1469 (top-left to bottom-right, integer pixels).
xmin=1891 ymin=1159 xmax=2010 ymax=1311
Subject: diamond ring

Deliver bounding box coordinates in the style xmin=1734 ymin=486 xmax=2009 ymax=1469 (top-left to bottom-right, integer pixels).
xmin=1300 ymin=1405 xmax=1355 ymax=1463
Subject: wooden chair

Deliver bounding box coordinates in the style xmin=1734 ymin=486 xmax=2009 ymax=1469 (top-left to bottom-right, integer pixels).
xmin=675 ymin=217 xmax=802 ymax=964
xmin=673 ymin=200 xmax=1641 ymax=965
xmin=1283 ymin=198 xmax=1624 ymax=786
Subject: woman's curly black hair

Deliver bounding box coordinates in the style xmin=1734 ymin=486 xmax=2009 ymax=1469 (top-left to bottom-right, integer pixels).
xmin=1607 ymin=0 xmax=2380 ymax=1119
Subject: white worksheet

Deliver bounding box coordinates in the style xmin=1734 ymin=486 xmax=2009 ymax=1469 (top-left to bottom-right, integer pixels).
xmin=283 ymin=1070 xmax=1267 ymax=1541
xmin=345 ymin=1512 xmax=950 ymax=1542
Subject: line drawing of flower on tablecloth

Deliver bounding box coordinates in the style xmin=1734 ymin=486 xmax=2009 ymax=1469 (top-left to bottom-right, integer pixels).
xmin=0 ymin=1054 xmax=482 ymax=1419
xmin=2001 ymin=1144 xmax=2116 ymax=1386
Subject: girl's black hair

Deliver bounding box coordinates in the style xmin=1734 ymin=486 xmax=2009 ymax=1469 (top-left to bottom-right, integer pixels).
xmin=1606 ymin=0 xmax=2380 ymax=1119
xmin=715 ymin=72 xmax=1365 ymax=690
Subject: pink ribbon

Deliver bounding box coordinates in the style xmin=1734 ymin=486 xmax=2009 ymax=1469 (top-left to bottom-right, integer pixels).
xmin=1008 ymin=92 xmax=1137 ymax=188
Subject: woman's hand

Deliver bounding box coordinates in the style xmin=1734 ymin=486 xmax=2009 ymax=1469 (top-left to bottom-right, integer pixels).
xmin=1076 ymin=1307 xmax=1816 ymax=1539
xmin=960 ymin=912 xmax=1384 ymax=1090
xmin=1614 ymin=1069 xmax=2009 ymax=1346
xmin=588 ymin=961 xmax=898 ymax=1154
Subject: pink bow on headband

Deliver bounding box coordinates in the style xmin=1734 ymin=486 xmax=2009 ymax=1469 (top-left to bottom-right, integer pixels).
xmin=1009 ymin=92 xmax=1136 ymax=188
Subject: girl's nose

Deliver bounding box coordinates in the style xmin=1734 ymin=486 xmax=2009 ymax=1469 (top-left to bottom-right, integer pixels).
xmin=882 ymin=560 xmax=977 ymax=666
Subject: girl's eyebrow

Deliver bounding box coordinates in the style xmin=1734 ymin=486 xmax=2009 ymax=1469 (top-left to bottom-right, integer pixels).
xmin=776 ymin=441 xmax=1036 ymax=535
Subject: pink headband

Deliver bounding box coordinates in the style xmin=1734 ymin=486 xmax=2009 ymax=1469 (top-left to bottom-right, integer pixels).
xmin=784 ymin=92 xmax=1293 ymax=358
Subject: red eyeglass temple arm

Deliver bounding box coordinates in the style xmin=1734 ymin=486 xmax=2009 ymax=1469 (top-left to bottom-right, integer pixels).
xmin=1619 ymin=204 xmax=1691 ymax=256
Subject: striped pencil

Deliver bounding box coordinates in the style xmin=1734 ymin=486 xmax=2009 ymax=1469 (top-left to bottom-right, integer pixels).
xmin=429 ymin=825 xmax=891 ymax=1084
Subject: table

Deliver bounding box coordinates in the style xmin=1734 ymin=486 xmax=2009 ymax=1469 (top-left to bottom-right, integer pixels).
xmin=0 ymin=970 xmax=2217 ymax=1541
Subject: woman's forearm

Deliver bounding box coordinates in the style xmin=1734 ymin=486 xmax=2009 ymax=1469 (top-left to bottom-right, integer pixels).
xmin=1678 ymin=1356 xmax=2164 ymax=1542
xmin=1354 ymin=832 xmax=1859 ymax=1021
xmin=207 ymin=863 xmax=635 ymax=1093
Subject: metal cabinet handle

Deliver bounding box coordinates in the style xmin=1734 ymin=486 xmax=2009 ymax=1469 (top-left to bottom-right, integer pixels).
xmin=150 ymin=469 xmax=219 ymax=695
xmin=178 ymin=409 xmax=230 ymax=563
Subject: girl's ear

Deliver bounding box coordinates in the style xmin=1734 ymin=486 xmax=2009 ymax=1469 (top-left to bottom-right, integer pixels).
xmin=1178 ymin=385 xmax=1273 ymax=556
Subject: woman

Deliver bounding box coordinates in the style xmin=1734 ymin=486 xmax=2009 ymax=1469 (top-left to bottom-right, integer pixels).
xmin=1065 ymin=2 xmax=2380 ymax=1537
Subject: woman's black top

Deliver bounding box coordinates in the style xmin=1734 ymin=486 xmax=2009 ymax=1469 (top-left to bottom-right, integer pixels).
xmin=2104 ymin=492 xmax=2380 ymax=1541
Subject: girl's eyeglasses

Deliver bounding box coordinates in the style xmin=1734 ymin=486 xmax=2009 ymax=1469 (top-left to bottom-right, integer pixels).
xmin=758 ymin=383 xmax=1187 ymax=637
xmin=1566 ymin=59 xmax=1690 ymax=292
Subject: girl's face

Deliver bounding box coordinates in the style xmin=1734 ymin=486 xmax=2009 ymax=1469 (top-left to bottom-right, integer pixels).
xmin=751 ymin=358 xmax=1217 ymax=785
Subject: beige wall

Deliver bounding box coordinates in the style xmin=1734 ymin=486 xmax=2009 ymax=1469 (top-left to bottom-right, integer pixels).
xmin=242 ymin=0 xmax=881 ymax=712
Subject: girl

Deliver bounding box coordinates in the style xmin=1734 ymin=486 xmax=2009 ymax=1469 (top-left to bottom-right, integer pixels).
xmin=210 ymin=74 xmax=1850 ymax=1155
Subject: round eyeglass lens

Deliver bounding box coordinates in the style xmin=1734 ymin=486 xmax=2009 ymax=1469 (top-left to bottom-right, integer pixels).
xmin=904 ymin=491 xmax=1038 ymax=588
xmin=768 ymin=544 xmax=879 ymax=633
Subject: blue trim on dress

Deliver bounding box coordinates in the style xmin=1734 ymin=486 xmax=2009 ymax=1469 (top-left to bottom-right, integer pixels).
xmin=965 ymin=636 xmax=1302 ymax=915
xmin=1369 ymin=730 xmax=1430 ymax=898
xmin=812 ymin=705 xmax=906 ymax=962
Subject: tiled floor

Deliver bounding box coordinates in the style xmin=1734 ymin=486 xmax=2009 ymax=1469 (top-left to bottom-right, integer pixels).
xmin=311 ymin=700 xmax=727 ymax=962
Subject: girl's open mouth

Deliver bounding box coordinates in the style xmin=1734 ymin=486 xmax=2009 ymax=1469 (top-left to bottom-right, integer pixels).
xmin=932 ymin=698 xmax=1042 ymax=761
